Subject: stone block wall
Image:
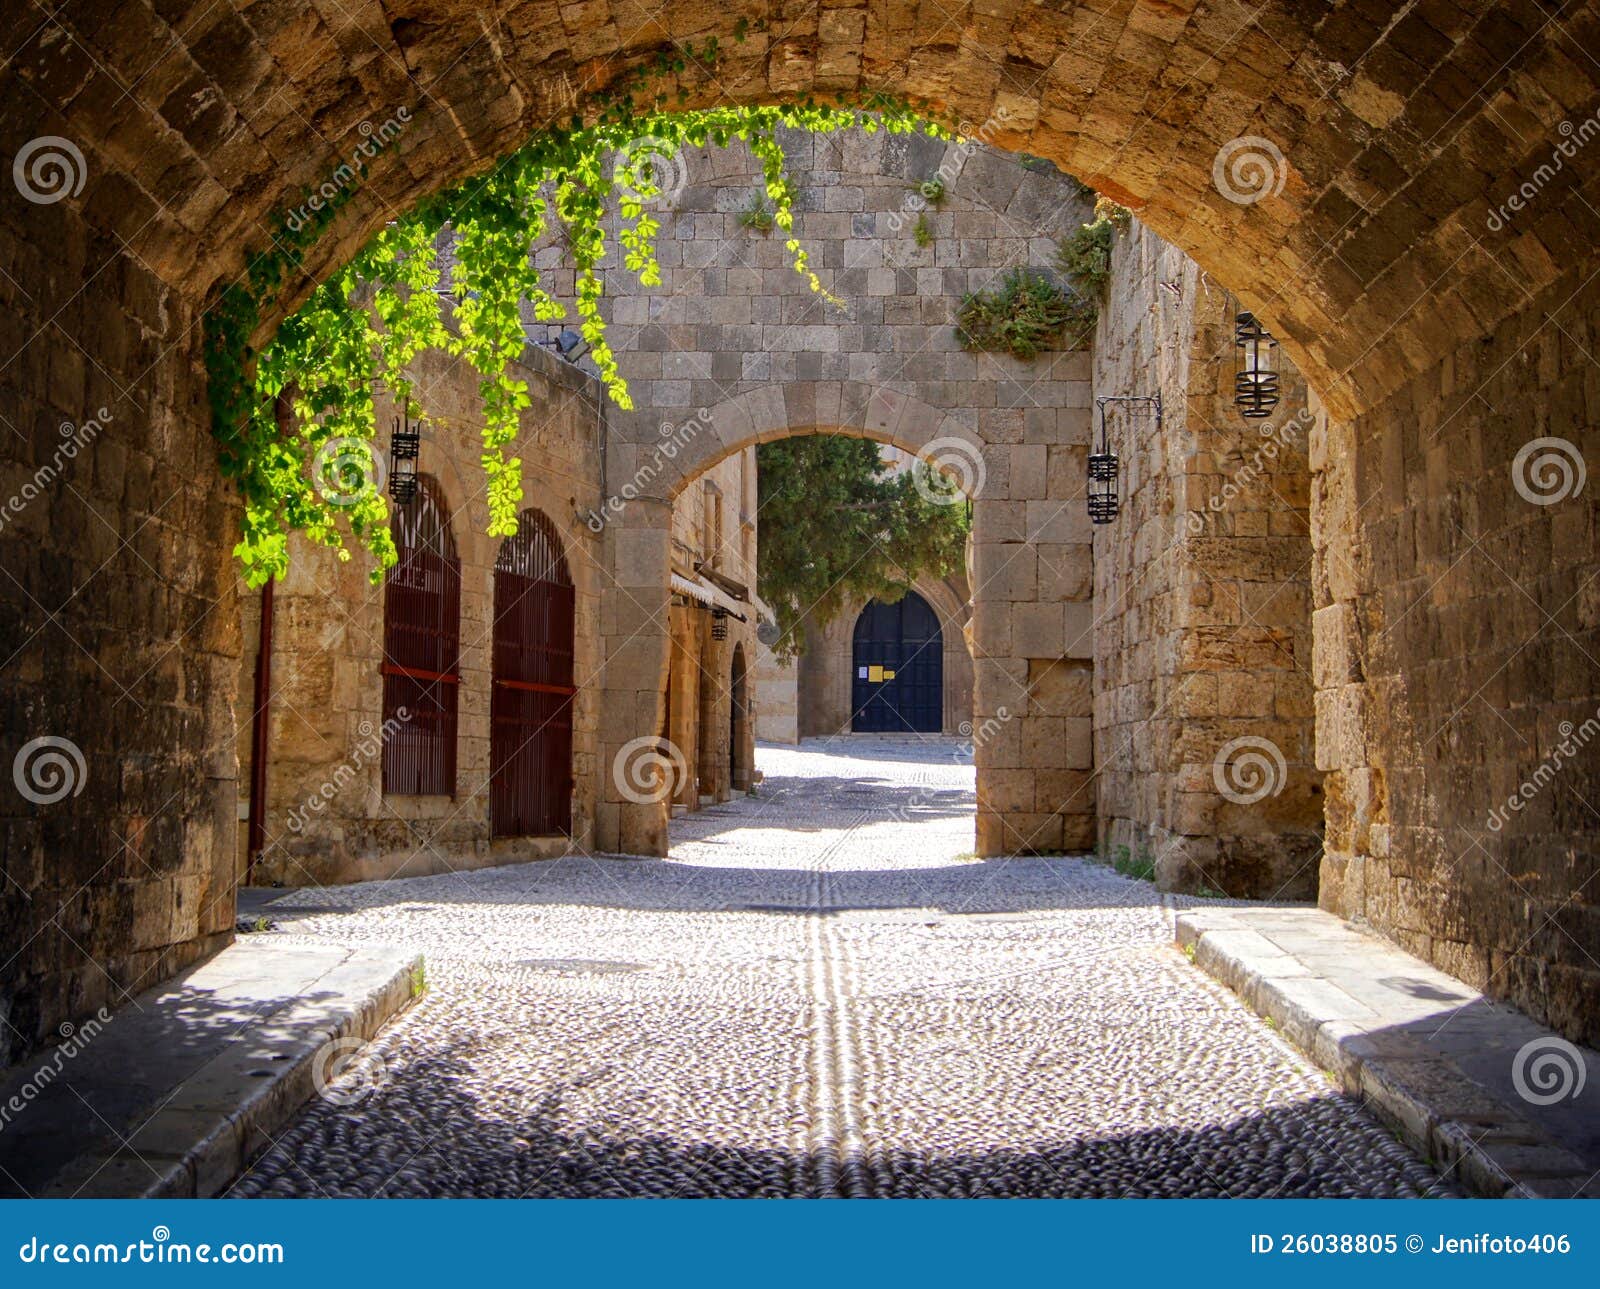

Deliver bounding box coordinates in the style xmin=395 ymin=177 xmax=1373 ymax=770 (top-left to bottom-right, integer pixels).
xmin=1092 ymin=218 xmax=1321 ymax=898
xmin=572 ymin=128 xmax=1100 ymax=857
xmin=237 ymin=345 xmax=607 ymax=886
xmin=0 ymin=180 xmax=238 ymax=1065
xmin=1314 ymin=261 xmax=1600 ymax=1045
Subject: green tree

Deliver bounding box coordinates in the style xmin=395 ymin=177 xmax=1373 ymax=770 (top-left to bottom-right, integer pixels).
xmin=756 ymin=436 xmax=970 ymax=660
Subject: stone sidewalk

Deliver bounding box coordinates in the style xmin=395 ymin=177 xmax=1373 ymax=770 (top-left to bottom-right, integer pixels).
xmin=228 ymin=737 xmax=1452 ymax=1198
xmin=0 ymin=939 xmax=419 ymax=1198
xmin=1177 ymin=906 xmax=1600 ymax=1198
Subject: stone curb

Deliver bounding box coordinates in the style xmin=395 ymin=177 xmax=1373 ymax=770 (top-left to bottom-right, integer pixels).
xmin=41 ymin=944 xmax=423 ymax=1199
xmin=1176 ymin=909 xmax=1599 ymax=1200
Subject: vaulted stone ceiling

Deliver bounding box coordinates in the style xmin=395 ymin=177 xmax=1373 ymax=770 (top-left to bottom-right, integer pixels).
xmin=5 ymin=0 xmax=1598 ymax=415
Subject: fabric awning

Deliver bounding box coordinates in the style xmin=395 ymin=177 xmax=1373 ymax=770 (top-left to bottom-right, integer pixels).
xmin=670 ymin=572 xmax=748 ymax=620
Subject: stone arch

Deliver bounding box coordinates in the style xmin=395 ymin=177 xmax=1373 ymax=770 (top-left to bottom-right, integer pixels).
xmin=604 ymin=382 xmax=983 ymax=510
xmin=7 ymin=0 xmax=1600 ymax=1056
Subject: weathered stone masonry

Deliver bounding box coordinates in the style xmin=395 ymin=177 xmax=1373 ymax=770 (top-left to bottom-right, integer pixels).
xmin=3 ymin=0 xmax=1599 ymax=1056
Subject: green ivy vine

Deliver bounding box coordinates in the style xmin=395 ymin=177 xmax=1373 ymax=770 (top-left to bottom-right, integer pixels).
xmin=204 ymin=46 xmax=946 ymax=588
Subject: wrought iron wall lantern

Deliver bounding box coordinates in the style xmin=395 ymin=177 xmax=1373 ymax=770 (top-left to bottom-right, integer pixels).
xmin=711 ymin=607 xmax=730 ymax=640
xmin=1089 ymin=395 xmax=1162 ymax=526
xmin=1233 ymin=311 xmax=1279 ymax=419
xmin=389 ymin=410 xmax=421 ymax=505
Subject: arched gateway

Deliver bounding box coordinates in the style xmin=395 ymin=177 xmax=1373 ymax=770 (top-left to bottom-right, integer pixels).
xmin=851 ymin=594 xmax=944 ymax=735
xmin=5 ymin=0 xmax=1599 ymax=1055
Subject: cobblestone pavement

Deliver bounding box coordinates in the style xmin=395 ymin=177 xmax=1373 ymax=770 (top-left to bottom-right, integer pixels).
xmin=232 ymin=737 xmax=1452 ymax=1198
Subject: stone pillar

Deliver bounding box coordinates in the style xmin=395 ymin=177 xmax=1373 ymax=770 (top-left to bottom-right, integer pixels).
xmin=595 ymin=498 xmax=673 ymax=856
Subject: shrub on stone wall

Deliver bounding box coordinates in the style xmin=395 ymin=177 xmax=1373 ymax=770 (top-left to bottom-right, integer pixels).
xmin=954 ymin=269 xmax=1095 ymax=359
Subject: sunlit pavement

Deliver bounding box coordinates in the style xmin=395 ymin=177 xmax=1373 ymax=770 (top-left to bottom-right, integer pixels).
xmin=231 ymin=737 xmax=1451 ymax=1197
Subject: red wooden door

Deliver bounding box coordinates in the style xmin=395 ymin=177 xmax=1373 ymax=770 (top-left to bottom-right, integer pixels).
xmin=383 ymin=477 xmax=460 ymax=795
xmin=491 ymin=510 xmax=575 ymax=836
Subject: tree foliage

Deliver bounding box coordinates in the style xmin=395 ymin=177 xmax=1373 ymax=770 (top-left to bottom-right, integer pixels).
xmin=756 ymin=437 xmax=970 ymax=660
xmin=204 ymin=54 xmax=947 ymax=587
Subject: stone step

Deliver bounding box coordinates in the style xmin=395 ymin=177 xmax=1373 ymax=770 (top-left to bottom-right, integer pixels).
xmin=0 ymin=938 xmax=421 ymax=1198
xmin=1175 ymin=906 xmax=1600 ymax=1199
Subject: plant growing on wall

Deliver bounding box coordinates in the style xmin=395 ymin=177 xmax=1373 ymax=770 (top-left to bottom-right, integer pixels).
xmin=913 ymin=212 xmax=934 ymax=248
xmin=204 ymin=49 xmax=948 ymax=587
xmin=1056 ymin=215 xmax=1116 ymax=298
xmin=739 ymin=192 xmax=777 ymax=233
xmin=755 ymin=437 xmax=969 ymax=661
xmin=954 ymin=268 xmax=1096 ymax=359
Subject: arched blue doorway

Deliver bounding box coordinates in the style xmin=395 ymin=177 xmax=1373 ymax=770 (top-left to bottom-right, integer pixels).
xmin=851 ymin=592 xmax=943 ymax=733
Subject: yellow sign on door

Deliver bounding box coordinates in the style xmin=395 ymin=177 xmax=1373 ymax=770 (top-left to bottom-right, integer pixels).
xmin=883 ymin=669 xmax=896 ymax=680
xmin=868 ymin=665 xmax=884 ymax=683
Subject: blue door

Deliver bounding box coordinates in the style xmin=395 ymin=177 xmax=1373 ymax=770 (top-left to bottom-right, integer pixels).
xmin=851 ymin=592 xmax=943 ymax=733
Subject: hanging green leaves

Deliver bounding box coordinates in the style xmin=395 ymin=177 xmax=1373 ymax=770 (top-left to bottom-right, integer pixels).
xmin=206 ymin=94 xmax=945 ymax=588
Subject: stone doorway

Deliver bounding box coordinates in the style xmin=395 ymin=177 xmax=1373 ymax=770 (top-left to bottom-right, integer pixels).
xmin=850 ymin=593 xmax=945 ymax=734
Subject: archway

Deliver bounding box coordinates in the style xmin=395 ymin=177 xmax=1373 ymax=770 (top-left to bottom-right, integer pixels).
xmin=491 ymin=509 xmax=576 ymax=838
xmin=851 ymin=593 xmax=944 ymax=734
xmin=6 ymin=1 xmax=1600 ymax=1056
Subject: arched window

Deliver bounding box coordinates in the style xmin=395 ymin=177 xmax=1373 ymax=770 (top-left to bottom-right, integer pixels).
xmin=382 ymin=476 xmax=460 ymax=795
xmin=491 ymin=509 xmax=576 ymax=836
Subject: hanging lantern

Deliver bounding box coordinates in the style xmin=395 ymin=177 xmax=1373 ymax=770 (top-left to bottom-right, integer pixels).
xmin=389 ymin=412 xmax=420 ymax=504
xmin=1087 ymin=445 xmax=1119 ymax=525
xmin=711 ymin=607 xmax=729 ymax=640
xmin=1233 ymin=311 xmax=1279 ymax=419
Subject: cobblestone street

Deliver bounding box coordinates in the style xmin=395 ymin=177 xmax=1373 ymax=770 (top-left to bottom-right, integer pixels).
xmin=232 ymin=739 xmax=1450 ymax=1198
